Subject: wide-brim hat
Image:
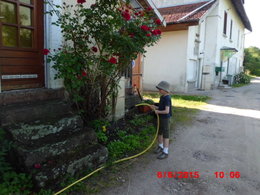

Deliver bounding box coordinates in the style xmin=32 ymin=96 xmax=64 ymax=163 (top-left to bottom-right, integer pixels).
xmin=156 ymin=81 xmax=170 ymax=92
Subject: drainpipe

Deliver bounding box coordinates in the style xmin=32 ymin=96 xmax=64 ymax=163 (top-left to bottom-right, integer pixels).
xmin=218 ymin=60 xmax=223 ymax=87
xmin=0 ymin=3 xmax=3 ymax=92
xmin=44 ymin=3 xmax=50 ymax=88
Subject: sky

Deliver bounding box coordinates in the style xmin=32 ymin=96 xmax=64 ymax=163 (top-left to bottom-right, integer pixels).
xmin=244 ymin=1 xmax=260 ymax=48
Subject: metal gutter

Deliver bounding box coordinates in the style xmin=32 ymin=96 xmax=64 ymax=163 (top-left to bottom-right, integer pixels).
xmin=136 ymin=0 xmax=166 ymax=26
xmin=145 ymin=0 xmax=166 ymax=26
xmin=177 ymin=0 xmax=215 ymax=23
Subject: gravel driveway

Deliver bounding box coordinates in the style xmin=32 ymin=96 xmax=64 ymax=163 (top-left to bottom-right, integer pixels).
xmin=97 ymin=77 xmax=260 ymax=195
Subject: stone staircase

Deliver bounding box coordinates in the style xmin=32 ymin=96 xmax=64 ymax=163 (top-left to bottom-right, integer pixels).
xmin=0 ymin=88 xmax=108 ymax=189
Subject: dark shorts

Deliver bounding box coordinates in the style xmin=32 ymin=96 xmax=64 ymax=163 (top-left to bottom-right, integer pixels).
xmin=158 ymin=117 xmax=170 ymax=138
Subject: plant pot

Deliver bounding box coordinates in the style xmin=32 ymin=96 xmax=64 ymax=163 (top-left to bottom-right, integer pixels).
xmin=138 ymin=105 xmax=152 ymax=113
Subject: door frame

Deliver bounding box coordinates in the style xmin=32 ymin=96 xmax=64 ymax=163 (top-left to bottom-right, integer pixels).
xmin=0 ymin=0 xmax=44 ymax=92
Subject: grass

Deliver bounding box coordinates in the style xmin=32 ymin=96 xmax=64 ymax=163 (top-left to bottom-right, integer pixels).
xmin=143 ymin=93 xmax=210 ymax=126
xmin=232 ymin=83 xmax=249 ymax=88
xmin=143 ymin=93 xmax=209 ymax=109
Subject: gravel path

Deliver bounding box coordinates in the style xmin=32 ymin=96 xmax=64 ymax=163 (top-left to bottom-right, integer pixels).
xmin=97 ymin=77 xmax=260 ymax=195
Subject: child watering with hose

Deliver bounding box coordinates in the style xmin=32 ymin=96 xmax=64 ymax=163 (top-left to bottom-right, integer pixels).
xmin=152 ymin=81 xmax=172 ymax=159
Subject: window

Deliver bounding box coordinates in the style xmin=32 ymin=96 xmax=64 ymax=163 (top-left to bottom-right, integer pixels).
xmin=230 ymin=20 xmax=233 ymax=40
xmin=223 ymin=11 xmax=227 ymax=35
xmin=1 ymin=0 xmax=34 ymax=48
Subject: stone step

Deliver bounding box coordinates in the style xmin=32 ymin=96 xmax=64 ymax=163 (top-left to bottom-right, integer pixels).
xmin=0 ymin=100 xmax=72 ymax=126
xmin=33 ymin=143 xmax=108 ymax=188
xmin=0 ymin=88 xmax=65 ymax=106
xmin=6 ymin=115 xmax=83 ymax=147
xmin=12 ymin=128 xmax=98 ymax=169
xmin=0 ymin=89 xmax=109 ymax=189
xmin=9 ymin=127 xmax=108 ymax=188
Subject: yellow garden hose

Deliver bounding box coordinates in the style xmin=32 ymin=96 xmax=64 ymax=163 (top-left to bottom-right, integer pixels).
xmin=54 ymin=103 xmax=159 ymax=195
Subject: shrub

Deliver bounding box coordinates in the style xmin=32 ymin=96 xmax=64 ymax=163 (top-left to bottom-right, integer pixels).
xmin=46 ymin=0 xmax=162 ymax=122
xmin=233 ymin=72 xmax=251 ymax=84
xmin=0 ymin=129 xmax=34 ymax=194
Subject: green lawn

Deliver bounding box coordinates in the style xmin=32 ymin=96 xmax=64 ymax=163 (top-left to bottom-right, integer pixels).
xmin=143 ymin=93 xmax=210 ymax=125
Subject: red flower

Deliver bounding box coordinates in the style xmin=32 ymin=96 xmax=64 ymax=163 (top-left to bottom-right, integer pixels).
xmin=43 ymin=49 xmax=50 ymax=55
xmin=81 ymin=71 xmax=87 ymax=77
xmin=152 ymin=29 xmax=162 ymax=35
xmin=122 ymin=11 xmax=131 ymax=21
xmin=34 ymin=163 xmax=41 ymax=169
xmin=139 ymin=11 xmax=145 ymax=17
xmin=90 ymin=3 xmax=96 ymax=8
xmin=129 ymin=33 xmax=135 ymax=38
xmin=141 ymin=25 xmax=150 ymax=31
xmin=156 ymin=29 xmax=162 ymax=35
xmin=155 ymin=19 xmax=161 ymax=25
xmin=77 ymin=0 xmax=86 ymax=4
xmin=146 ymin=33 xmax=151 ymax=37
xmin=108 ymin=57 xmax=117 ymax=64
xmin=134 ymin=12 xmax=139 ymax=16
xmin=91 ymin=46 xmax=98 ymax=52
xmin=146 ymin=6 xmax=153 ymax=11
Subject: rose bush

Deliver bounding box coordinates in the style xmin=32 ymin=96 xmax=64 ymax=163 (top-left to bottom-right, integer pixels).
xmin=46 ymin=0 xmax=162 ymax=122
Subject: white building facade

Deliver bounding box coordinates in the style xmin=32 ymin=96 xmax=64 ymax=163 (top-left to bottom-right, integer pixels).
xmin=143 ymin=0 xmax=251 ymax=92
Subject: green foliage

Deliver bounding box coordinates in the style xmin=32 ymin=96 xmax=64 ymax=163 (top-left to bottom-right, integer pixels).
xmin=90 ymin=119 xmax=109 ymax=144
xmin=143 ymin=93 xmax=209 ymax=103
xmin=0 ymin=129 xmax=12 ymax=177
xmin=46 ymin=0 xmax=162 ymax=121
xmin=142 ymin=99 xmax=154 ymax=105
xmin=117 ymin=130 xmax=127 ymax=138
xmin=0 ymin=129 xmax=35 ymax=195
xmin=129 ymin=115 xmax=153 ymax=126
xmin=108 ymin=119 xmax=155 ymax=160
xmin=107 ymin=140 xmax=131 ymax=160
xmin=233 ymin=72 xmax=251 ymax=84
xmin=244 ymin=47 xmax=260 ymax=76
xmin=107 ymin=133 xmax=142 ymax=160
xmin=96 ymin=131 xmax=108 ymax=144
xmin=37 ymin=189 xmax=54 ymax=195
xmin=90 ymin=119 xmax=110 ymax=131
xmin=60 ymin=176 xmax=89 ymax=195
xmin=172 ymin=95 xmax=209 ymax=102
xmin=0 ymin=172 xmax=33 ymax=195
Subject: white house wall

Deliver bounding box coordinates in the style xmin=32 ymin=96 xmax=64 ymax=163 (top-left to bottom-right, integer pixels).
xmin=200 ymin=3 xmax=220 ymax=89
xmin=45 ymin=0 xmax=125 ymax=119
xmin=186 ymin=25 xmax=200 ymax=90
xmin=199 ymin=0 xmax=246 ymax=88
xmin=143 ymin=31 xmax=188 ymax=92
xmin=217 ymin=0 xmax=245 ymax=78
xmin=45 ymin=0 xmax=96 ymax=89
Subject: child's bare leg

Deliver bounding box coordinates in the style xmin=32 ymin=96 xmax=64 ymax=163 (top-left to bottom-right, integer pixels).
xmin=158 ymin=135 xmax=163 ymax=145
xmin=163 ymin=138 xmax=169 ymax=148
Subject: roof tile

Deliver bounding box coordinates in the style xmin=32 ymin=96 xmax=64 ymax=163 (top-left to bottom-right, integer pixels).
xmin=158 ymin=1 xmax=215 ymax=24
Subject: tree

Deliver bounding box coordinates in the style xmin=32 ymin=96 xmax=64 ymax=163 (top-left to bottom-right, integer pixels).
xmin=244 ymin=47 xmax=260 ymax=76
xmin=45 ymin=0 xmax=162 ymax=122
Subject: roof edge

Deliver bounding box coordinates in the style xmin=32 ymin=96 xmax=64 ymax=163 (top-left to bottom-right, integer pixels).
xmin=231 ymin=0 xmax=252 ymax=31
